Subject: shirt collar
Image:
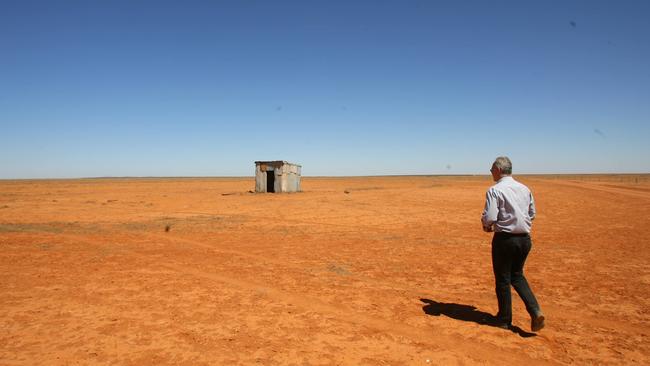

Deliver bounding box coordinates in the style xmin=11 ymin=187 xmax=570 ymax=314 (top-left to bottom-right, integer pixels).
xmin=497 ymin=176 xmax=514 ymax=183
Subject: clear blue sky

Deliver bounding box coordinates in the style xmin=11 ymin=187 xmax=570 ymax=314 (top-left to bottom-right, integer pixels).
xmin=1 ymin=0 xmax=649 ymax=178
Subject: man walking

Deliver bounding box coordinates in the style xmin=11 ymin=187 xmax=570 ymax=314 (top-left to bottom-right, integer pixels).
xmin=481 ymin=156 xmax=545 ymax=332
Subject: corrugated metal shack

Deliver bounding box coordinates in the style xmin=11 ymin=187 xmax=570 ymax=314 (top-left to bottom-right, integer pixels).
xmin=255 ymin=161 xmax=302 ymax=193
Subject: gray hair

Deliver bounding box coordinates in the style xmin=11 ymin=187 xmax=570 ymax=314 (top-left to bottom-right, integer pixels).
xmin=493 ymin=156 xmax=512 ymax=175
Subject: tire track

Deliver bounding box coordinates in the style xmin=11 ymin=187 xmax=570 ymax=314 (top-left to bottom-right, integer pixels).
xmin=530 ymin=179 xmax=650 ymax=200
xmin=159 ymin=262 xmax=550 ymax=366
xmin=5 ymin=230 xmax=562 ymax=364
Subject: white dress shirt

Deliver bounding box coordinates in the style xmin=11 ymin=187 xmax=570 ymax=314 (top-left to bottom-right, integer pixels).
xmin=481 ymin=176 xmax=536 ymax=234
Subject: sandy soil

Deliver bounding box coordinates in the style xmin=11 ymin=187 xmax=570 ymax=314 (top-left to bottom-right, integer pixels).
xmin=1 ymin=175 xmax=649 ymax=365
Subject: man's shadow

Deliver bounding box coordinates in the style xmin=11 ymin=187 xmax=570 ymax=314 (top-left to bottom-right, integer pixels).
xmin=420 ymin=298 xmax=536 ymax=338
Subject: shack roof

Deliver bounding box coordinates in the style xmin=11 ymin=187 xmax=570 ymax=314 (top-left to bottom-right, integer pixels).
xmin=254 ymin=161 xmax=302 ymax=167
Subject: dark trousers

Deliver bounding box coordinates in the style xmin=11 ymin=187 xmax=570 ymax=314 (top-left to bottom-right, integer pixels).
xmin=492 ymin=232 xmax=541 ymax=324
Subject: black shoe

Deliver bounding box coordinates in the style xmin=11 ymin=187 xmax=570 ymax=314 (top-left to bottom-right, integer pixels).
xmin=493 ymin=321 xmax=513 ymax=330
xmin=481 ymin=316 xmax=512 ymax=330
xmin=531 ymin=312 xmax=545 ymax=332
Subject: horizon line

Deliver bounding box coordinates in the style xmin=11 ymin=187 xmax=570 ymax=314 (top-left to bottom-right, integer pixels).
xmin=1 ymin=172 xmax=649 ymax=181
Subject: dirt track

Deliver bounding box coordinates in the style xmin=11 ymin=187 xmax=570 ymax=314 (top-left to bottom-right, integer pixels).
xmin=1 ymin=175 xmax=649 ymax=365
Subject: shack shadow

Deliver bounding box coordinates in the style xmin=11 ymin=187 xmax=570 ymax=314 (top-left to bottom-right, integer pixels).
xmin=420 ymin=298 xmax=536 ymax=338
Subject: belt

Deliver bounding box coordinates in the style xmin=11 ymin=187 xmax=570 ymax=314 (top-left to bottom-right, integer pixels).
xmin=494 ymin=231 xmax=529 ymax=237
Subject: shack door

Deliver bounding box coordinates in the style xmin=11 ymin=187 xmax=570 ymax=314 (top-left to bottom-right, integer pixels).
xmin=266 ymin=171 xmax=275 ymax=193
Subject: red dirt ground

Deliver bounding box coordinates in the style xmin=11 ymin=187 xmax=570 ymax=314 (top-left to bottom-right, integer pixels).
xmin=1 ymin=175 xmax=649 ymax=365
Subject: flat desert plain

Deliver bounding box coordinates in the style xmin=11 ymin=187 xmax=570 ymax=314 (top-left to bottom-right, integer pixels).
xmin=1 ymin=175 xmax=649 ymax=365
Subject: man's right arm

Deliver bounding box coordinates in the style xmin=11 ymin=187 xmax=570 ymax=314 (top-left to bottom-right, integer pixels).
xmin=481 ymin=189 xmax=499 ymax=231
xmin=529 ymin=191 xmax=536 ymax=220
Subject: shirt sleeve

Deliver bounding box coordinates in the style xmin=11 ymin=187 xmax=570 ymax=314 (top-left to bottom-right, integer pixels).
xmin=481 ymin=189 xmax=499 ymax=228
xmin=529 ymin=191 xmax=536 ymax=220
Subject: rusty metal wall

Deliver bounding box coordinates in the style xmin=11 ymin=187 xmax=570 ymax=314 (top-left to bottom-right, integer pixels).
xmin=254 ymin=161 xmax=301 ymax=193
